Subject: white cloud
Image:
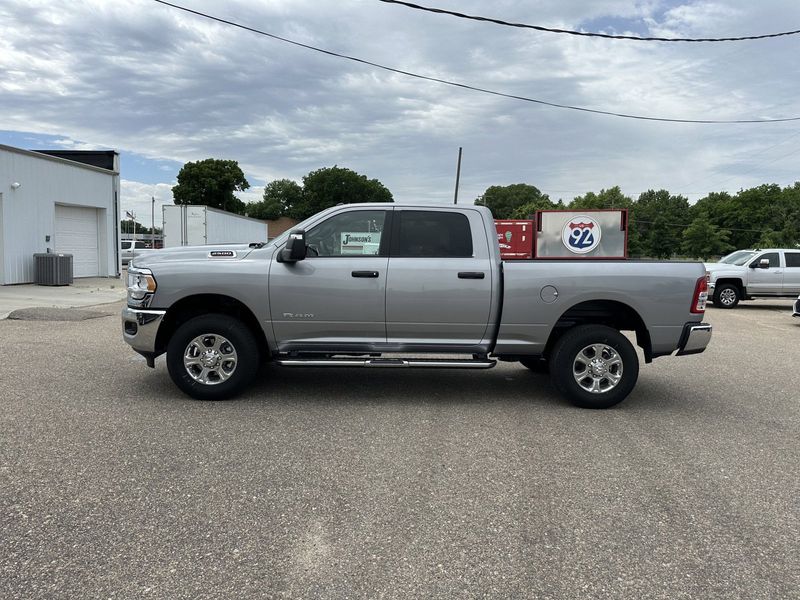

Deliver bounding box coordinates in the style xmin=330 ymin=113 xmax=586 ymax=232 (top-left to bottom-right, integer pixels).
xmin=1 ymin=0 xmax=799 ymax=209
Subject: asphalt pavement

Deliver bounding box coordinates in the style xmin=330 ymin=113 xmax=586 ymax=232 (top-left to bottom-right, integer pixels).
xmin=0 ymin=299 xmax=798 ymax=599
xmin=0 ymin=276 xmax=126 ymax=320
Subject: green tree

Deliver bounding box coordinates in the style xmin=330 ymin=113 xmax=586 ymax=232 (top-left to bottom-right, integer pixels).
xmin=566 ymin=187 xmax=645 ymax=256
xmin=172 ymin=158 xmax=250 ymax=215
xmin=475 ymin=184 xmax=552 ymax=219
xmin=511 ymin=196 xmax=557 ymax=219
xmin=291 ymin=166 xmax=392 ymax=220
xmin=631 ymin=189 xmax=689 ymax=258
xmin=681 ymin=216 xmax=733 ymax=259
xmin=776 ymin=182 xmax=800 ymax=247
xmin=569 ymin=186 xmax=633 ymax=210
xmin=248 ymin=179 xmax=303 ymax=220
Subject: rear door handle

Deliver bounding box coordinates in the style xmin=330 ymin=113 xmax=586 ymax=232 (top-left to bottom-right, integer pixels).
xmin=352 ymin=270 xmax=379 ymax=278
xmin=458 ymin=272 xmax=485 ymax=279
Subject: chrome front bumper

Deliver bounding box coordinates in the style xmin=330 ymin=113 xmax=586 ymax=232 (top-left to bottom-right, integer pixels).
xmin=676 ymin=322 xmax=712 ymax=356
xmin=122 ymin=307 xmax=166 ymax=356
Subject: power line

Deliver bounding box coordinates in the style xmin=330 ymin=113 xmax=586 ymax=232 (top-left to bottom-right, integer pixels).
xmin=152 ymin=0 xmax=800 ymax=125
xmin=378 ymin=0 xmax=800 ymax=43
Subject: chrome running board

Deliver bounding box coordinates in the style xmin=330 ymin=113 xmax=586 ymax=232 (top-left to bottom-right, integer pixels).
xmin=275 ymin=357 xmax=496 ymax=369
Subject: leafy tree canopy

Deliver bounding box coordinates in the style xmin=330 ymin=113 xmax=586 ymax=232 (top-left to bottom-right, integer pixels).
xmin=248 ymin=179 xmax=303 ymax=220
xmin=297 ymin=166 xmax=392 ymax=220
xmin=172 ymin=158 xmax=250 ymax=215
xmin=681 ymin=215 xmax=733 ymax=260
xmin=692 ymin=184 xmax=800 ymax=249
xmin=249 ymin=166 xmax=393 ymax=221
xmin=475 ymin=184 xmax=552 ymax=219
xmin=631 ymin=189 xmax=690 ymax=259
xmin=569 ymin=186 xmax=633 ymax=210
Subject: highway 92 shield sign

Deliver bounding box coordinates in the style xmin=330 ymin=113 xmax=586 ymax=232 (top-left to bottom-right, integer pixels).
xmin=562 ymin=215 xmax=602 ymax=254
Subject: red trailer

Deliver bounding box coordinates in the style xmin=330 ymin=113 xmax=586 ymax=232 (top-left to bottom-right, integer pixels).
xmin=494 ymin=220 xmax=533 ymax=260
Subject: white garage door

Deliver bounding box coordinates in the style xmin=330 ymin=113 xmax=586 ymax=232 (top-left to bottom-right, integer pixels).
xmin=55 ymin=205 xmax=100 ymax=278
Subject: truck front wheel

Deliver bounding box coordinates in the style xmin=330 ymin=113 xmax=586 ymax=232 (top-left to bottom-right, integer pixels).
xmin=549 ymin=325 xmax=639 ymax=409
xmin=713 ymin=283 xmax=740 ymax=308
xmin=166 ymin=314 xmax=260 ymax=400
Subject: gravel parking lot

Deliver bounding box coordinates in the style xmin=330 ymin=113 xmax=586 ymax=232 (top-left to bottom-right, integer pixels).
xmin=1 ymin=299 xmax=798 ymax=599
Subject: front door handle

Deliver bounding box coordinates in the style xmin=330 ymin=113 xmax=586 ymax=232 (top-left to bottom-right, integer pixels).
xmin=458 ymin=272 xmax=485 ymax=279
xmin=352 ymin=270 xmax=379 ymax=278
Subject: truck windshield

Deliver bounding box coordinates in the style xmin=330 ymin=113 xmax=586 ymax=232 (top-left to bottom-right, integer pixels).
xmin=719 ymin=250 xmax=755 ymax=265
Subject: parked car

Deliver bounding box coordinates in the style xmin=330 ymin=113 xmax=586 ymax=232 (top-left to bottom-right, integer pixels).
xmin=122 ymin=203 xmax=711 ymax=409
xmin=121 ymin=240 xmax=148 ymax=266
xmin=705 ymin=248 xmax=800 ymax=308
xmin=793 ymin=295 xmax=800 ymax=317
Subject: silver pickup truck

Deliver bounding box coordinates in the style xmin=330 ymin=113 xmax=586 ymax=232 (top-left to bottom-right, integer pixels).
xmin=705 ymin=248 xmax=800 ymax=308
xmin=122 ymin=204 xmax=711 ymax=409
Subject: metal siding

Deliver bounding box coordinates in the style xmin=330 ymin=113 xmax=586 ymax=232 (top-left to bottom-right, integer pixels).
xmin=0 ymin=193 xmax=4 ymax=285
xmin=186 ymin=205 xmax=207 ymax=245
xmin=0 ymin=148 xmax=117 ymax=284
xmin=162 ymin=205 xmax=185 ymax=248
xmin=162 ymin=205 xmax=268 ymax=247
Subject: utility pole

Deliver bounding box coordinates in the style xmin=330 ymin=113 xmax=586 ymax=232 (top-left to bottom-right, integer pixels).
xmin=453 ymin=147 xmax=462 ymax=205
xmin=151 ymin=196 xmax=155 ymax=248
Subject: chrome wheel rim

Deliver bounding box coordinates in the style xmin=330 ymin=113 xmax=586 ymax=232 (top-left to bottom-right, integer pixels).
xmin=572 ymin=343 xmax=623 ymax=394
xmin=183 ymin=333 xmax=238 ymax=385
xmin=719 ymin=288 xmax=737 ymax=306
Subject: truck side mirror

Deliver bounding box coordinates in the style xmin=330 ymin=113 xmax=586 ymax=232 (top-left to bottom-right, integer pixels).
xmin=278 ymin=230 xmax=308 ymax=263
xmin=754 ymin=258 xmax=770 ymax=269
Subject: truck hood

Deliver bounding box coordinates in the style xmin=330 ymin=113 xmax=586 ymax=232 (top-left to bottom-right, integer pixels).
xmin=129 ymin=243 xmax=258 ymax=268
xmin=704 ymin=262 xmax=745 ymax=277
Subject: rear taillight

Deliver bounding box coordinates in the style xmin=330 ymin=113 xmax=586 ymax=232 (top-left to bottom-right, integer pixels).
xmin=691 ymin=276 xmax=708 ymax=314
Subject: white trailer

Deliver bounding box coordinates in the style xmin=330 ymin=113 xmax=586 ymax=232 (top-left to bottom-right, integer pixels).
xmin=162 ymin=205 xmax=268 ymax=248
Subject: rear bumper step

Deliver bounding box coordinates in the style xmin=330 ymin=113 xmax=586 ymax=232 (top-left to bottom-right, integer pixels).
xmin=276 ymin=357 xmax=496 ymax=369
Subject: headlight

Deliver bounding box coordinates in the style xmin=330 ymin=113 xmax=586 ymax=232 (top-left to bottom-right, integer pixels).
xmin=127 ymin=267 xmax=157 ymax=302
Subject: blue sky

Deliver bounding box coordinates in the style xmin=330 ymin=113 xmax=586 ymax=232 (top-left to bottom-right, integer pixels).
xmin=0 ymin=130 xmax=181 ymax=185
xmin=1 ymin=0 xmax=799 ymax=222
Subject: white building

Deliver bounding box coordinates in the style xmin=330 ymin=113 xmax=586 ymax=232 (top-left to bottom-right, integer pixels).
xmin=0 ymin=144 xmax=121 ymax=284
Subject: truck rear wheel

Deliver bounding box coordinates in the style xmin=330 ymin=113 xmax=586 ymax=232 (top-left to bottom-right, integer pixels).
xmin=713 ymin=283 xmax=740 ymax=308
xmin=166 ymin=314 xmax=259 ymax=400
xmin=549 ymin=325 xmax=639 ymax=409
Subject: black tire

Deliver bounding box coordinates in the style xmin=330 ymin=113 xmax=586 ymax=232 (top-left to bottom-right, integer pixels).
xmin=713 ymin=283 xmax=740 ymax=309
xmin=519 ymin=356 xmax=549 ymax=374
xmin=166 ymin=314 xmax=260 ymax=400
xmin=549 ymin=325 xmax=639 ymax=409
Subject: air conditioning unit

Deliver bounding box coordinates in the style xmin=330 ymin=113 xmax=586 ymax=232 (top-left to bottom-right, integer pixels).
xmin=34 ymin=253 xmax=73 ymax=286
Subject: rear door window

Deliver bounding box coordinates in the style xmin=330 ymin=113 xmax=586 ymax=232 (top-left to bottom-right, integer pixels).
xmin=785 ymin=252 xmax=800 ymax=268
xmin=391 ymin=211 xmax=473 ymax=258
